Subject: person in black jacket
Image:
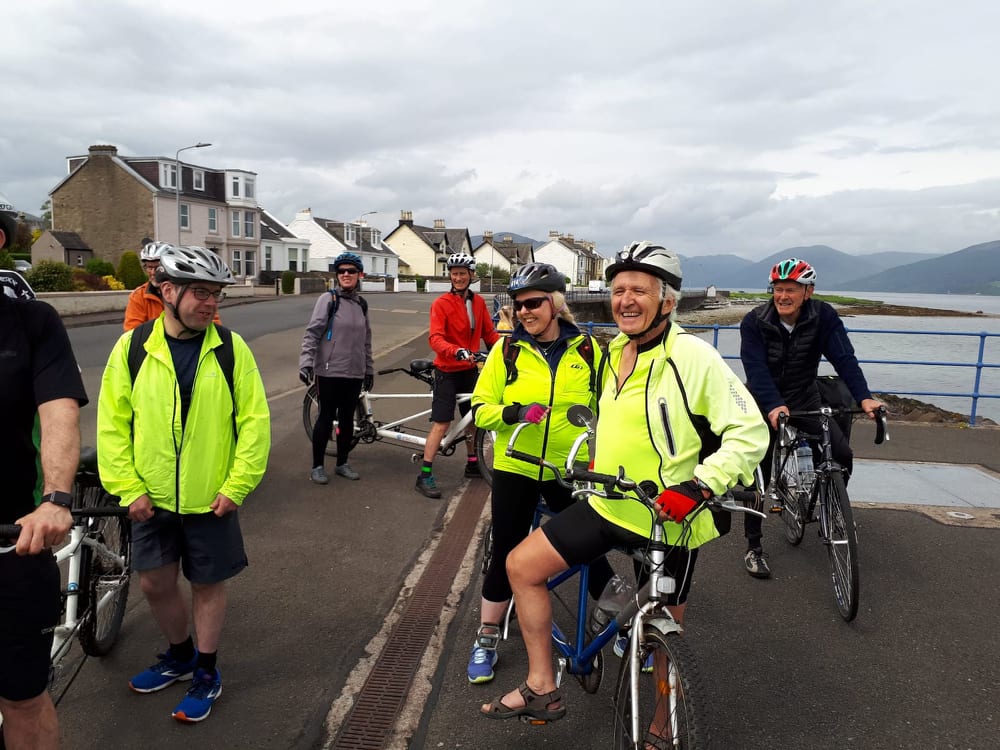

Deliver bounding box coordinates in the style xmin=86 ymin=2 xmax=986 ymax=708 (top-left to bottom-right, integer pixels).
xmin=739 ymin=258 xmax=884 ymax=578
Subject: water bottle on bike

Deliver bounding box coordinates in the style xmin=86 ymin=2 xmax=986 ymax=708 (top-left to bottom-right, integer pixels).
xmin=588 ymin=573 xmax=634 ymax=636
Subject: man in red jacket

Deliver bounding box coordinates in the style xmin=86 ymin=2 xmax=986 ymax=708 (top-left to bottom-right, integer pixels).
xmin=416 ymin=252 xmax=500 ymax=498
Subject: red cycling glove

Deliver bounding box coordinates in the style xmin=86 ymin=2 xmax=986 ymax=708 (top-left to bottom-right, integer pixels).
xmin=655 ymin=481 xmax=704 ymax=522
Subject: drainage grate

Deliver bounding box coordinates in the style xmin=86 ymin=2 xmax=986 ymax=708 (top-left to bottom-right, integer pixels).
xmin=330 ymin=480 xmax=490 ymax=749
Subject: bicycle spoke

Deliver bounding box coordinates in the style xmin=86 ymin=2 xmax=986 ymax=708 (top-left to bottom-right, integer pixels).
xmin=823 ymin=472 xmax=860 ymax=621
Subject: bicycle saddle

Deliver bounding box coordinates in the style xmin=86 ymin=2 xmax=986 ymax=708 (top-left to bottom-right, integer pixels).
xmin=410 ymin=359 xmax=434 ymax=375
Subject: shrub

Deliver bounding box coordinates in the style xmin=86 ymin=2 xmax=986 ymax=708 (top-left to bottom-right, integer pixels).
xmin=26 ymin=260 xmax=74 ymax=292
xmin=0 ymin=251 xmax=12 ymax=270
xmin=281 ymin=270 xmax=296 ymax=295
xmin=117 ymin=251 xmax=146 ymax=289
xmin=104 ymin=275 xmax=125 ymax=290
xmin=71 ymin=269 xmax=110 ymax=291
xmin=86 ymin=258 xmax=116 ymax=277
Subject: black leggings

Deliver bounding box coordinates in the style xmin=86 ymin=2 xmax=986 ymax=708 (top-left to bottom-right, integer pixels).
xmin=745 ymin=413 xmax=853 ymax=550
xmin=483 ymin=469 xmax=615 ymax=604
xmin=312 ymin=376 xmax=363 ymax=468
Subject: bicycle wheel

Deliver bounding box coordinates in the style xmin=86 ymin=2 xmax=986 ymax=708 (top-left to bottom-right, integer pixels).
xmin=474 ymin=428 xmax=495 ymax=487
xmin=302 ymin=386 xmax=364 ymax=458
xmin=774 ymin=452 xmax=805 ymax=546
xmin=612 ymin=627 xmax=707 ymax=749
xmin=822 ymin=471 xmax=860 ymax=621
xmin=77 ymin=489 xmax=132 ymax=657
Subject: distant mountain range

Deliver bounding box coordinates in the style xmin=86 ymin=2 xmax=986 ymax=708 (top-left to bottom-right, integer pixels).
xmin=473 ymin=233 xmax=1000 ymax=294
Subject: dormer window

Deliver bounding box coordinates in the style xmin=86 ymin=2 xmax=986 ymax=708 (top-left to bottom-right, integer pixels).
xmin=193 ymin=170 xmax=205 ymax=191
xmin=345 ymin=224 xmax=357 ymax=245
xmin=370 ymin=229 xmax=381 ymax=246
xmin=231 ymin=176 xmax=240 ymax=198
xmin=245 ymin=178 xmax=255 ymax=200
xmin=161 ymin=163 xmax=177 ymax=189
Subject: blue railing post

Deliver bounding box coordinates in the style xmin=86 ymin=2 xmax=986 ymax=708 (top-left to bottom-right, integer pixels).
xmin=970 ymin=332 xmax=988 ymax=427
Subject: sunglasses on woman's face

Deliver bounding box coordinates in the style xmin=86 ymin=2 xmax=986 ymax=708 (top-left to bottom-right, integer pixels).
xmin=337 ymin=268 xmax=359 ymax=275
xmin=512 ymin=296 xmax=548 ymax=312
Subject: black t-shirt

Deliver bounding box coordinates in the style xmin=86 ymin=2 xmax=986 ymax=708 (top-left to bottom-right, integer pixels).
xmin=0 ymin=298 xmax=88 ymax=523
xmin=165 ymin=332 xmax=205 ymax=426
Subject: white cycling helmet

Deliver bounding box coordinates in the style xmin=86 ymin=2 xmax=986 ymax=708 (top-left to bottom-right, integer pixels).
xmin=156 ymin=245 xmax=235 ymax=286
xmin=605 ymin=241 xmax=682 ymax=292
xmin=446 ymin=252 xmax=477 ymax=270
xmin=140 ymin=241 xmax=172 ymax=262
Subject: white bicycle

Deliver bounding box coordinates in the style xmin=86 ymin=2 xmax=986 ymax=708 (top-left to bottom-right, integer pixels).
xmin=0 ymin=448 xmax=131 ymax=710
xmin=302 ymin=356 xmax=496 ymax=486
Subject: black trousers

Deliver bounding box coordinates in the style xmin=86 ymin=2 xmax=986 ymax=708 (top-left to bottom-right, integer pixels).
xmin=744 ymin=413 xmax=853 ymax=550
xmin=312 ymin=376 xmax=364 ymax=468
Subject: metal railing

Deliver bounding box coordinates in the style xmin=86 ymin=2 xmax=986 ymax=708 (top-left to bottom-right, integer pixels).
xmin=572 ymin=321 xmax=1000 ymax=427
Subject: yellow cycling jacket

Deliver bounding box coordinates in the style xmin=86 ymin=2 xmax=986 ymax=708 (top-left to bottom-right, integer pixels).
xmin=473 ymin=330 xmax=600 ymax=480
xmin=591 ymin=324 xmax=768 ymax=548
xmin=97 ymin=316 xmax=271 ymax=513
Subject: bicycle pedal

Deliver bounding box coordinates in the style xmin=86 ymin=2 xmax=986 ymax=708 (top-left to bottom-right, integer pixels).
xmin=520 ymin=716 xmax=552 ymax=726
xmin=769 ymin=504 xmax=783 ymax=514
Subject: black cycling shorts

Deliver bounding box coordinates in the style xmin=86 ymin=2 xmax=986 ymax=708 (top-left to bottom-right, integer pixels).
xmin=541 ymin=500 xmax=699 ymax=606
xmin=0 ymin=550 xmax=60 ymax=701
xmin=132 ymin=508 xmax=248 ymax=584
xmin=431 ymin=368 xmax=478 ymax=423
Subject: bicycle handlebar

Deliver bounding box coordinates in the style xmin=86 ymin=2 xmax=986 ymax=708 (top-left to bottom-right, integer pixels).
xmin=0 ymin=505 xmax=129 ymax=542
xmin=779 ymin=405 xmax=889 ymax=445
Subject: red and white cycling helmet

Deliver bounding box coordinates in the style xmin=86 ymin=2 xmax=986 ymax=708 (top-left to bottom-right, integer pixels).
xmin=769 ymin=258 xmax=817 ymax=286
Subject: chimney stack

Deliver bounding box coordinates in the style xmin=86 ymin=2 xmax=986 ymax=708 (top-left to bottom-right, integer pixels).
xmin=400 ymin=210 xmax=413 ymax=225
xmin=433 ymin=219 xmax=446 ymax=230
xmin=88 ymin=144 xmax=118 ymax=158
xmin=483 ymin=230 xmax=493 ymax=242
xmin=503 ymin=234 xmax=513 ymax=243
xmin=549 ymin=230 xmax=560 ymax=238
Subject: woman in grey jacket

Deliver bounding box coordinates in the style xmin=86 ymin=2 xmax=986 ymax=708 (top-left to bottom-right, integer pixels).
xmin=299 ymin=252 xmax=374 ymax=483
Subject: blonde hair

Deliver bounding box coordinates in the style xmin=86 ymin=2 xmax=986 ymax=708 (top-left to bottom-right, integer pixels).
xmin=497 ymin=305 xmax=515 ymax=331
xmin=549 ymin=291 xmax=576 ymax=324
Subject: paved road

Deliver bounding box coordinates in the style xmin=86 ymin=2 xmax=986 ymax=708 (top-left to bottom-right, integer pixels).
xmin=53 ymin=297 xmax=1000 ymax=749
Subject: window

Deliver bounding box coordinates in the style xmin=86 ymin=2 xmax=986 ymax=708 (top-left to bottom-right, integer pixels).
xmin=193 ymin=170 xmax=205 ymax=191
xmin=162 ymin=163 xmax=177 ymax=188
xmin=231 ymin=210 xmax=241 ymax=237
xmin=245 ymin=250 xmax=256 ymax=277
xmin=264 ymin=246 xmax=272 ymax=271
xmin=245 ymin=178 xmax=255 ymax=200
xmin=208 ymin=207 xmax=218 ymax=233
xmin=231 ymin=176 xmax=240 ymax=198
xmin=180 ymin=204 xmax=190 ymax=230
xmin=243 ymin=211 xmax=254 ymax=239
xmin=288 ymin=248 xmax=298 ymax=272
xmin=302 ymin=248 xmax=309 ymax=272
xmin=370 ymin=229 xmax=381 ymax=246
xmin=231 ymin=249 xmax=242 ymax=276
xmin=344 ymin=224 xmax=356 ymax=245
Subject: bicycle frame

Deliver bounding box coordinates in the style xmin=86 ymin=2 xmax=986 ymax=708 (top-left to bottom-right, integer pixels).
xmin=354 ymin=390 xmax=477 ymax=455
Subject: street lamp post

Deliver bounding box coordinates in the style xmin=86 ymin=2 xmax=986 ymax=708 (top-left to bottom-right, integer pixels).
xmin=175 ymin=142 xmax=212 ymax=243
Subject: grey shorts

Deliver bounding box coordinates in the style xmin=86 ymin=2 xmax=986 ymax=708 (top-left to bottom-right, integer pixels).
xmin=131 ymin=508 xmax=248 ymax=584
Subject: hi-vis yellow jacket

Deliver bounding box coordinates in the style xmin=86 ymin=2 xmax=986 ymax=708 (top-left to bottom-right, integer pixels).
xmin=97 ymin=316 xmax=270 ymax=513
xmin=591 ymin=323 xmax=768 ymax=548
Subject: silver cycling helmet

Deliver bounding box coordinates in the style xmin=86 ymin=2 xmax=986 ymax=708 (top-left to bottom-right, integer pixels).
xmin=156 ymin=245 xmax=235 ymax=286
xmin=446 ymin=252 xmax=477 ymax=270
xmin=140 ymin=241 xmax=173 ymax=262
xmin=508 ymin=262 xmax=565 ymax=294
xmin=605 ymin=241 xmax=682 ymax=292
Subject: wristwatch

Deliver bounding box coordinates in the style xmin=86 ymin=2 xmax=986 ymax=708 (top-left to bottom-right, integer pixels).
xmin=42 ymin=491 xmax=74 ymax=509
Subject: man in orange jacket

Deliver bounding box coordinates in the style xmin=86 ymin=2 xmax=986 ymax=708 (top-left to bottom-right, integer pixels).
xmin=415 ymin=252 xmax=499 ymax=498
xmin=124 ymin=241 xmax=220 ymax=330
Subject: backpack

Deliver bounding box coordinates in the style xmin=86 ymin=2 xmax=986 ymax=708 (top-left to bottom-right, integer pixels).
xmin=503 ymin=334 xmax=598 ymax=392
xmin=816 ymin=374 xmax=855 ymax=442
xmin=325 ymin=289 xmax=368 ymax=341
xmin=127 ymin=319 xmax=237 ymax=434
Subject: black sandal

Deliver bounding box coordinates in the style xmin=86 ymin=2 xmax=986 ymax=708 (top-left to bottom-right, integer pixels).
xmin=480 ymin=681 xmax=566 ymax=722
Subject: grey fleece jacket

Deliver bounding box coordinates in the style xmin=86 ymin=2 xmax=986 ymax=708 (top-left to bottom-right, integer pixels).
xmin=299 ymin=289 xmax=373 ymax=379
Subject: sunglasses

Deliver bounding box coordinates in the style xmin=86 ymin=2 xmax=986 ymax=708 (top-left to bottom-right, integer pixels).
xmin=337 ymin=268 xmax=360 ymax=275
xmin=512 ymin=296 xmax=549 ymax=312
xmin=188 ymin=287 xmax=226 ymax=302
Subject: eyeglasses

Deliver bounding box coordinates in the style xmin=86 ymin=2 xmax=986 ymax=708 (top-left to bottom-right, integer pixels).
xmin=188 ymin=287 xmax=226 ymax=302
xmin=337 ymin=268 xmax=360 ymax=275
xmin=512 ymin=296 xmax=549 ymax=312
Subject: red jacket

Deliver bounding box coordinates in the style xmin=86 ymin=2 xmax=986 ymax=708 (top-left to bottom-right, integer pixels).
xmin=429 ymin=290 xmax=499 ymax=372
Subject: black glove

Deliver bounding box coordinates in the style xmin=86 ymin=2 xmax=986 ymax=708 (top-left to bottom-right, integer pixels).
xmin=363 ymin=374 xmax=374 ymax=392
xmin=299 ymin=366 xmax=314 ymax=386
xmin=455 ymin=348 xmax=472 ymax=362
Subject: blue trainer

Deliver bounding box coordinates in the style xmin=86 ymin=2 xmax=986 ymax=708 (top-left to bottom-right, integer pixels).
xmin=613 ymin=635 xmax=654 ymax=673
xmin=172 ymin=668 xmax=223 ymax=723
xmin=129 ymin=650 xmax=199 ymax=693
xmin=467 ymin=623 xmax=500 ymax=683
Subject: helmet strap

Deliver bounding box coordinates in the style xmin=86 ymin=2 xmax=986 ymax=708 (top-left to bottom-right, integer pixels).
xmin=165 ymin=286 xmax=204 ymax=338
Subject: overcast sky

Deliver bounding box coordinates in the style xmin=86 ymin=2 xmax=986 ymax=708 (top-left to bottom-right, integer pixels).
xmin=2 ymin=0 xmax=998 ymax=259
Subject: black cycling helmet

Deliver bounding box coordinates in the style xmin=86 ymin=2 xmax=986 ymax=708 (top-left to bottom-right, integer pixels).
xmin=605 ymin=241 xmax=682 ymax=292
xmin=333 ymin=251 xmax=364 ymax=273
xmin=508 ymin=262 xmax=565 ymax=294
xmin=156 ymin=245 xmax=235 ymax=286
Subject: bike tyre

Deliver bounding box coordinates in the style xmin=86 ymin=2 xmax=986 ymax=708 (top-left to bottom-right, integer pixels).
xmin=474 ymin=428 xmax=495 ymax=488
xmin=78 ymin=489 xmax=132 ymax=657
xmin=611 ymin=626 xmax=707 ymax=750
xmin=823 ymin=471 xmax=860 ymax=622
xmin=777 ymin=465 xmax=805 ymax=546
xmin=302 ymin=385 xmax=364 ymax=458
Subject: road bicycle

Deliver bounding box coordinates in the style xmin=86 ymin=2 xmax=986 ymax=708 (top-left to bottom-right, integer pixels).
xmin=767 ymin=406 xmax=888 ymax=621
xmin=0 ymin=448 xmax=132 ymax=708
xmin=302 ymin=355 xmax=496 ymax=485
xmin=501 ymin=405 xmax=764 ymax=748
